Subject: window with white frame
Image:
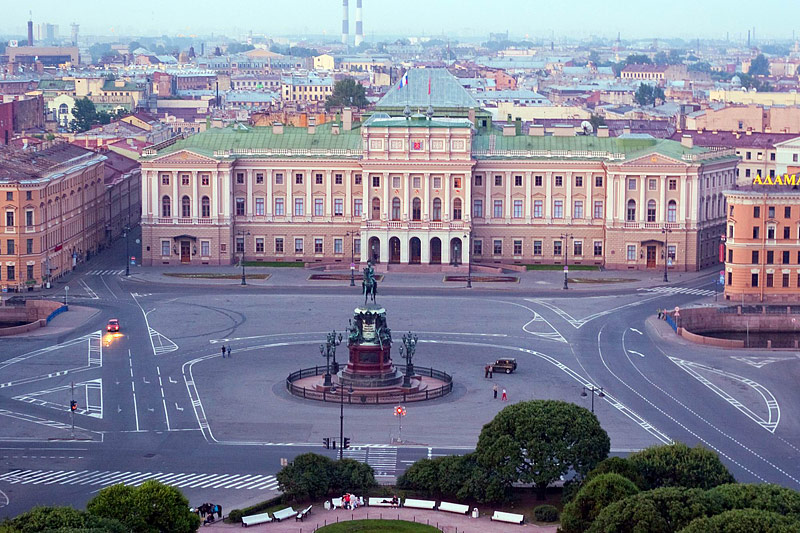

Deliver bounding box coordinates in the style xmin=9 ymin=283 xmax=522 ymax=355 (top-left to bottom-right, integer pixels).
xmin=334 ymin=238 xmax=343 ymax=254
xmin=314 ymin=198 xmax=324 ymax=216
xmin=413 ymin=176 xmax=421 ymax=188
xmin=275 ymin=173 xmax=284 ymax=184
xmin=574 ymin=201 xmax=583 ymax=219
xmin=594 ymin=241 xmax=602 ymax=256
xmin=493 ymin=200 xmax=503 ymax=218
xmin=275 ymin=198 xmax=285 ymax=215
xmin=473 ymin=199 xmax=483 ymax=218
xmin=255 ymin=198 xmax=265 ymax=216
xmin=354 ymin=199 xmax=363 ymax=217
xmin=201 ymin=240 xmax=210 ymax=256
xmin=534 ymin=200 xmax=543 ymax=218
xmin=473 ymin=239 xmax=482 ymax=255
xmin=649 ymin=178 xmax=657 ymax=190
xmin=554 ymin=240 xmax=562 ymax=255
xmin=627 ymin=245 xmax=636 ymax=260
xmin=294 ymin=198 xmax=304 ymax=216
xmin=533 ymin=240 xmax=542 ymax=255
xmin=315 ymin=238 xmax=323 ymax=254
xmin=573 ymin=240 xmax=583 ymax=256
xmin=392 ymin=176 xmax=401 ymax=188
xmin=354 ymin=238 xmax=361 ymax=255
xmin=513 ymin=240 xmax=523 ymax=255
xmin=628 ymin=178 xmax=637 ymax=190
xmin=161 ymin=241 xmax=170 ymax=256
xmin=255 ymin=238 xmax=264 ymax=253
xmin=334 ymin=198 xmax=344 ymax=216
xmin=295 ymin=238 xmax=303 ymax=253
xmin=493 ymin=239 xmax=502 ymax=255
xmin=553 ymin=200 xmax=564 ymax=218
xmin=433 ymin=176 xmax=442 ymax=188
xmin=275 ymin=237 xmax=284 ymax=253
xmin=513 ymin=200 xmax=523 ymax=218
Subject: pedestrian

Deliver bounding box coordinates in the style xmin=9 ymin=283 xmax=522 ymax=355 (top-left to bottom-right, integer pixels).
xmin=484 ymin=365 xmax=490 ymax=378
xmin=221 ymin=345 xmax=226 ymax=358
xmin=227 ymin=346 xmax=232 ymax=358
xmin=501 ymin=389 xmax=507 ymax=401
xmin=489 ymin=366 xmax=493 ymax=378
xmin=217 ymin=504 xmax=223 ymax=519
xmin=493 ymin=384 xmax=498 ymax=399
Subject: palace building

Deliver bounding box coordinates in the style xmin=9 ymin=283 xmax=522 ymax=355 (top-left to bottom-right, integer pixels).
xmin=139 ymin=69 xmax=738 ymax=271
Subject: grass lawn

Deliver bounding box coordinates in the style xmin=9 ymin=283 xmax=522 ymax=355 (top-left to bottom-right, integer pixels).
xmin=163 ymin=273 xmax=270 ymax=280
xmin=242 ymin=261 xmax=305 ymax=267
xmin=316 ymin=520 xmax=439 ymax=532
xmin=525 ymin=264 xmax=600 ymax=271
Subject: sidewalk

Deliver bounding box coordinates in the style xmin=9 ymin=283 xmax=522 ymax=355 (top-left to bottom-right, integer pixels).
xmin=0 ymin=305 xmax=99 ymax=338
xmin=203 ymin=506 xmax=559 ymax=532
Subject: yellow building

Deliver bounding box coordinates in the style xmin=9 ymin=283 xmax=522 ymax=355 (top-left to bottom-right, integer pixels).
xmin=496 ymin=102 xmax=591 ymax=121
xmin=709 ymin=90 xmax=800 ymax=106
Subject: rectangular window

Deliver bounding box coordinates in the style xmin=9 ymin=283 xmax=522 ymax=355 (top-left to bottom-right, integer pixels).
xmin=494 ymin=175 xmax=502 ymax=186
xmin=746 ymin=151 xmax=752 ymax=160
xmin=236 ymin=172 xmax=244 ymax=184
xmin=334 ymin=198 xmax=344 ymax=216
xmin=161 ymin=174 xmax=169 ymax=185
xmin=554 ymin=240 xmax=563 ymax=256
xmin=493 ymin=200 xmax=503 ymax=218
xmin=768 ymin=226 xmax=775 ymax=239
xmin=161 ymin=241 xmax=170 ymax=256
xmin=669 ymin=179 xmax=677 ymax=190
xmin=372 ymin=175 xmax=380 ymax=187
xmin=783 ymin=250 xmax=790 ymax=264
xmin=26 ymin=239 xmax=33 ymax=254
xmin=573 ymin=201 xmax=583 ymax=219
xmin=235 ymin=237 xmax=244 ymax=253
xmin=628 ymin=178 xmax=636 ymax=190
xmin=575 ymin=175 xmax=583 ymax=187
xmin=754 ymin=206 xmax=760 ymax=218
xmin=493 ymin=239 xmax=502 ymax=255
xmin=6 ymin=211 xmax=14 ymax=227
xmin=255 ymin=238 xmax=264 ymax=253
xmin=314 ymin=198 xmax=324 ymax=216
xmin=392 ymin=176 xmax=401 ymax=188
xmin=513 ymin=240 xmax=523 ymax=255
xmin=275 ymin=198 xmax=285 ymax=215
xmin=454 ymin=177 xmax=462 ymax=188
xmin=783 ymin=273 xmax=790 ymax=287
xmin=753 ymin=226 xmax=759 ymax=239
xmin=533 ymin=240 xmax=543 ymax=255
xmin=413 ymin=176 xmax=421 ymax=188
xmin=752 ymin=273 xmax=759 ymax=287
xmin=594 ymin=241 xmax=603 ymax=256
xmin=513 ymin=200 xmax=523 ymax=218
xmin=534 ymin=200 xmax=543 ymax=218
xmin=6 ymin=266 xmax=14 ymax=281
xmin=316 ymin=173 xmax=324 ymax=185
xmin=433 ymin=177 xmax=441 ymax=188
xmin=201 ymin=241 xmax=210 ymax=256
xmin=784 ymin=206 xmax=792 ymax=219
xmin=355 ymin=174 xmax=362 ymax=185
xmin=514 ymin=175 xmax=523 ymax=187
xmin=649 ymin=178 xmax=657 ymax=190
xmin=573 ymin=240 xmax=583 ymax=256
xmin=752 ymin=250 xmax=759 ymax=264
xmin=553 ymin=200 xmax=564 ymax=219
xmin=295 ymin=173 xmax=303 ymax=184
xmin=535 ymin=175 xmax=543 ymax=187
xmin=767 ymin=250 xmax=774 ymax=264
xmin=354 ymin=238 xmax=361 ymax=256
xmin=314 ymin=238 xmax=323 ymax=254
xmin=473 ymin=239 xmax=483 ymax=255
xmin=474 ymin=175 xmax=482 ymax=186
xmin=627 ymin=245 xmax=636 ymax=261
xmin=354 ymin=199 xmax=363 ymax=217
xmin=201 ymin=175 xmax=210 ymax=186
xmin=555 ymin=175 xmax=563 ymax=187
xmin=594 ymin=201 xmax=603 ymax=219
xmin=473 ymin=199 xmax=483 ymax=218
xmin=768 ymin=206 xmax=775 ymax=218
xmin=235 ymin=198 xmax=245 ymax=216
xmin=255 ymin=198 xmax=265 ymax=216
xmin=766 ymin=273 xmax=774 ymax=287
xmin=26 ymin=191 xmax=32 ymax=200
xmin=256 ymin=173 xmax=264 ymax=184
xmin=335 ymin=174 xmax=343 ymax=185
xmin=785 ymin=227 xmax=791 ymax=239
xmin=295 ymin=238 xmax=303 ymax=253
xmin=275 ymin=238 xmax=284 ymax=253
xmin=5 ymin=192 xmax=11 ymax=201
xmin=728 ymin=249 xmax=733 ymax=262
xmin=334 ymin=238 xmax=343 ymax=254
xmin=294 ymin=198 xmax=304 ymax=216
xmin=275 ymin=173 xmax=284 ymax=184
xmin=595 ymin=175 xmax=603 ymax=187
xmin=668 ymin=245 xmax=676 ymax=262
xmin=25 ymin=211 xmax=33 ymax=226
xmin=181 ymin=175 xmax=190 ymax=186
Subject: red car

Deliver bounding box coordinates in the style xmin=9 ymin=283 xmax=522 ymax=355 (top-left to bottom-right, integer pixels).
xmin=107 ymin=319 xmax=120 ymax=332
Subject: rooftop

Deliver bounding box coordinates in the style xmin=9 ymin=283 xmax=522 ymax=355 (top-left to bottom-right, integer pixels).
xmin=0 ymin=143 xmax=102 ymax=182
xmin=376 ymin=68 xmax=479 ymax=110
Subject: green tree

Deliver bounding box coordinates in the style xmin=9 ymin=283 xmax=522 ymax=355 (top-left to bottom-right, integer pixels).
xmin=70 ymin=97 xmax=97 ymax=132
xmin=9 ymin=506 xmax=126 ymax=533
xmin=626 ymin=53 xmax=652 ymax=65
xmin=589 ymin=113 xmax=607 ymax=132
xmin=474 ymin=400 xmax=610 ymax=501
xmin=588 ymin=50 xmax=600 ymax=64
xmin=708 ymin=483 xmax=800 ymax=518
xmin=325 ymin=77 xmax=369 ymax=110
xmin=128 ymin=41 xmax=142 ymax=53
xmin=677 ymin=508 xmax=800 ymax=533
xmin=628 ymin=443 xmax=735 ymax=491
xmin=560 ymin=473 xmax=640 ymax=533
xmin=588 ymin=487 xmax=723 ymax=533
xmin=276 ymin=452 xmax=336 ymax=500
xmin=654 ymin=51 xmax=669 ymax=64
xmin=397 ymin=457 xmax=441 ymax=496
xmin=86 ymin=484 xmax=144 ymax=531
xmin=748 ymin=54 xmax=770 ymax=76
xmin=586 ymin=456 xmax=645 ymax=488
xmin=331 ymin=458 xmax=377 ymax=494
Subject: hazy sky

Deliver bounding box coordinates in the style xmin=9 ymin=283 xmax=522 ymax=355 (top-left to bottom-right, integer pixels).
xmin=3 ymin=0 xmax=799 ymax=41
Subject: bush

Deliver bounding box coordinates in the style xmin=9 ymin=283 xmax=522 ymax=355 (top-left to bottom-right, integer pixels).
xmin=587 ymin=456 xmax=646 ymax=489
xmin=560 ymin=473 xmax=640 ymax=533
xmin=708 ymin=483 xmax=800 ymax=519
xmin=533 ymin=504 xmax=559 ymax=522
xmin=227 ymin=509 xmax=243 ymax=523
xmin=627 ymin=443 xmax=735 ymax=491
xmin=331 ymin=458 xmax=377 ymax=494
xmin=677 ymin=508 xmax=800 ymax=533
xmin=276 ymin=453 xmax=377 ymax=501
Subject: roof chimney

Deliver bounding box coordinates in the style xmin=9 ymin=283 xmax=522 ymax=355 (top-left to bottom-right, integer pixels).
xmin=623 ymin=125 xmax=631 ymax=135
xmin=272 ymin=121 xmax=284 ymax=134
xmin=597 ymin=125 xmax=609 ymax=137
xmin=502 ymin=123 xmax=516 ymax=136
xmin=529 ymin=124 xmax=545 ymax=136
xmin=331 ymin=123 xmax=340 ymax=135
xmin=554 ymin=124 xmax=575 ymax=137
xmin=355 ymin=0 xmax=364 ymax=47
xmin=681 ymin=134 xmax=693 ymax=148
xmin=468 ymin=107 xmax=476 ymax=126
xmin=308 ymin=116 xmax=316 ymax=134
xmin=342 ymin=0 xmax=349 ymax=46
xmin=343 ymin=107 xmax=353 ymax=131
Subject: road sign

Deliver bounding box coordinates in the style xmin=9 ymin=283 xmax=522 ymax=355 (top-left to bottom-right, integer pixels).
xmin=350 ymin=263 xmax=355 ymax=270
xmin=564 ymin=266 xmax=569 ymax=272
xmin=719 ymin=274 xmax=725 ymax=285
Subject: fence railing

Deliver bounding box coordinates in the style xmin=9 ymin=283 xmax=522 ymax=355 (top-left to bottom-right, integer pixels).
xmin=665 ymin=314 xmax=677 ymax=332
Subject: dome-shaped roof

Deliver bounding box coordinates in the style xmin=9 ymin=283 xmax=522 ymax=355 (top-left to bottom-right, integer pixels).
xmin=731 ymin=75 xmax=742 ymax=86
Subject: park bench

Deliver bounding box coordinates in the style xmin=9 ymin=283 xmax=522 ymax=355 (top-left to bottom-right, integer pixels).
xmin=330 ymin=497 xmax=343 ymax=509
xmin=403 ymin=498 xmax=436 ymax=510
xmin=438 ymin=501 xmax=470 ymax=514
xmin=369 ymin=497 xmax=396 ymax=507
xmin=491 ymin=511 xmax=525 ymax=524
xmin=295 ymin=505 xmax=313 ymax=521
xmin=273 ymin=507 xmax=297 ymax=521
xmin=241 ymin=512 xmax=272 ymax=527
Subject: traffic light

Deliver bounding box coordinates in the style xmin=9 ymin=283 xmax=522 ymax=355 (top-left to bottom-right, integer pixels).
xmin=343 ymin=437 xmax=350 ymax=450
xmin=70 ymin=400 xmax=77 ymax=412
xmin=332 ymin=439 xmax=337 ymax=449
xmin=323 ymin=437 xmax=330 ymax=449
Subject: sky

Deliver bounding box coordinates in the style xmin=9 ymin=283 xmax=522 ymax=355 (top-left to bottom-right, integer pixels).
xmin=3 ymin=0 xmax=799 ymax=41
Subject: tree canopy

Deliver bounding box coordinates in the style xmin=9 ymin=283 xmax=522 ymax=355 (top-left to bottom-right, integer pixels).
xmin=560 ymin=473 xmax=640 ymax=533
xmin=748 ymin=54 xmax=770 ymax=77
xmin=677 ymin=508 xmax=800 ymax=533
xmin=635 ymin=84 xmax=666 ymax=106
xmin=7 ymin=505 xmax=126 ymax=533
xmin=276 ymin=453 xmax=376 ymax=501
xmin=627 ymin=443 xmax=736 ymax=491
xmin=70 ymin=98 xmax=98 ymax=132
xmin=708 ymin=483 xmax=800 ymax=518
xmin=326 ymin=77 xmax=369 ymax=110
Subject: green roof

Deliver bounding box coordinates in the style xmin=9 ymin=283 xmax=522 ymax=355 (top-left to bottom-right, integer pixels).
xmin=146 ymin=122 xmax=362 ymax=160
xmin=376 ymin=68 xmax=479 ymax=110
xmin=38 ymin=79 xmax=75 ymax=91
xmin=363 ymin=114 xmax=473 ymax=129
xmin=103 ymin=80 xmax=141 ymax=92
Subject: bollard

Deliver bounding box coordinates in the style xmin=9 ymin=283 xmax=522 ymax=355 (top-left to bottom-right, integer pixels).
xmin=768 ymin=339 xmax=772 ymax=349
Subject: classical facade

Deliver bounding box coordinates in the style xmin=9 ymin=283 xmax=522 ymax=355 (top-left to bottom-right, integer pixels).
xmin=723 ymin=186 xmax=800 ymax=303
xmin=139 ymin=69 xmax=738 ymax=272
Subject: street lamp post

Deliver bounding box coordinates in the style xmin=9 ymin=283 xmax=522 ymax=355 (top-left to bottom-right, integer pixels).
xmin=399 ymin=331 xmax=418 ymax=388
xmin=560 ymin=233 xmax=574 ymax=290
xmin=320 ymin=330 xmax=342 ymax=388
xmin=662 ymin=227 xmax=673 ymax=283
xmin=463 ymin=233 xmax=472 ymax=288
xmin=581 ymin=385 xmax=605 ymax=414
xmin=237 ymin=229 xmax=251 ymax=285
xmin=123 ymin=225 xmax=131 ymax=276
xmin=347 ymin=231 xmax=360 ymax=287
xmin=331 ymin=383 xmax=353 ymax=460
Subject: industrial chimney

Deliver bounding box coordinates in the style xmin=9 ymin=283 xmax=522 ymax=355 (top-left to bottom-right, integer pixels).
xmin=27 ymin=15 xmax=34 ymax=46
xmin=70 ymin=23 xmax=79 ymax=46
xmin=342 ymin=0 xmax=349 ymax=46
xmin=355 ymin=0 xmax=363 ymax=47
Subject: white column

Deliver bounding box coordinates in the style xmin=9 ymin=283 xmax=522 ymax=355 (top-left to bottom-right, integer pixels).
xmin=403 ymin=172 xmax=410 ymax=220
xmin=423 ymin=173 xmax=431 ymax=220
xmin=545 ymin=171 xmax=552 ymax=218
xmin=683 ymin=176 xmax=691 ymax=223
xmin=246 ymin=169 xmax=253 ymax=215
xmin=605 ymin=174 xmax=614 ymax=223
xmin=465 ymin=173 xmax=472 ymax=221
xmin=379 ymin=236 xmax=389 ymax=262
xmin=565 ymin=171 xmax=573 ymax=219
xmin=266 ymin=169 xmax=273 ymax=216
xmin=220 ymin=170 xmax=230 ymax=218
xmin=325 ymin=170 xmax=333 ymax=220
xmin=286 ymin=169 xmax=293 ymax=220
xmin=192 ymin=171 xmax=199 ymax=218
xmin=617 ymin=175 xmax=626 ymax=222
xmin=400 ymin=238 xmax=409 ymax=263
xmin=150 ymin=171 xmax=158 ymax=218
xmin=442 ymin=234 xmax=451 ymax=264
xmin=382 ymin=172 xmax=390 ymax=220
xmin=172 ymin=171 xmax=178 ymax=218
xmin=345 ymin=170 xmax=352 ymax=217
xmin=211 ymin=170 xmax=219 ymax=218
xmin=305 ymin=169 xmax=312 ymax=217
xmin=420 ymin=236 xmax=430 ymax=263
xmin=484 ymin=171 xmax=491 ymax=219
xmin=659 ymin=175 xmax=667 ymax=222
xmin=444 ymin=173 xmax=452 ymax=222
xmin=524 ymin=171 xmax=532 ymax=223
xmin=638 ymin=175 xmax=646 ymax=222
xmin=504 ymin=172 xmax=511 ymax=221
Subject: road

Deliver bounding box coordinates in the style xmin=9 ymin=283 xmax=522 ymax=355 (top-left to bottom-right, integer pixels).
xmin=1 ymin=230 xmax=799 ymax=517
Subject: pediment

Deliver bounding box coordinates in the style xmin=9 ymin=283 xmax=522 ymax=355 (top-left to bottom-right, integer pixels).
xmin=149 ymin=150 xmax=218 ymax=165
xmin=620 ymin=152 xmax=685 ymax=167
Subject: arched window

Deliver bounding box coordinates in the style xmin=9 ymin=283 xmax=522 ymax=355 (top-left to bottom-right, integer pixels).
xmin=391 ymin=197 xmax=401 ymax=221
xmin=717 ymin=195 xmax=722 ymax=217
xmin=433 ymin=198 xmax=442 ymax=221
xmin=201 ymin=196 xmax=210 ymax=218
xmin=453 ymin=198 xmax=462 ymax=220
xmin=412 ymin=198 xmax=421 ymax=221
xmin=626 ymin=199 xmax=636 ymax=221
xmin=162 ymin=195 xmax=171 ymax=217
xmin=182 ymin=195 xmax=191 ymax=217
xmin=705 ymin=197 xmax=710 ymax=219
xmin=667 ymin=200 xmax=677 ymax=223
xmin=647 ymin=199 xmax=656 ymax=222
xmin=58 ymin=103 xmax=69 ymax=115
xmin=371 ymin=197 xmax=381 ymax=220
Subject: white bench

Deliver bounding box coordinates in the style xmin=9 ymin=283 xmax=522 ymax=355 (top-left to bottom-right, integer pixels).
xmin=241 ymin=512 xmax=272 ymax=527
xmin=295 ymin=505 xmax=312 ymax=521
xmin=403 ymin=498 xmax=436 ymax=510
xmin=369 ymin=497 xmax=397 ymax=507
xmin=330 ymin=498 xmax=343 ymax=509
xmin=491 ymin=511 xmax=524 ymax=524
xmin=273 ymin=507 xmax=297 ymax=521
xmin=438 ymin=501 xmax=470 ymax=514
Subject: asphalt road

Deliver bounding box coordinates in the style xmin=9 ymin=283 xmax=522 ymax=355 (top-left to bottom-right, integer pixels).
xmin=1 ymin=230 xmax=799 ymax=518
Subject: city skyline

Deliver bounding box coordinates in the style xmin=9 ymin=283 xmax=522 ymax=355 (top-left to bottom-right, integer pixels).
xmin=3 ymin=0 xmax=800 ymax=41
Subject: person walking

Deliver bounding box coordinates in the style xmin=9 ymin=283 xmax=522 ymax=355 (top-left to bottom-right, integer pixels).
xmin=484 ymin=365 xmax=490 ymax=378
xmin=221 ymin=345 xmax=226 ymax=358
xmin=501 ymin=389 xmax=508 ymax=401
xmin=489 ymin=366 xmax=493 ymax=378
xmin=217 ymin=504 xmax=223 ymax=519
xmin=226 ymin=346 xmax=232 ymax=358
xmin=493 ymin=384 xmax=498 ymax=399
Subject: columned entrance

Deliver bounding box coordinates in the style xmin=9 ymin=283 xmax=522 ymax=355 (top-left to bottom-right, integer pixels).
xmin=389 ymin=237 xmax=401 ymax=263
xmin=180 ymin=240 xmax=191 ymax=263
xmin=430 ymin=237 xmax=441 ymax=264
xmin=369 ymin=237 xmax=381 ymax=263
xmin=409 ymin=237 xmax=421 ymax=264
xmin=647 ymin=245 xmax=656 ymax=268
xmin=450 ymin=237 xmax=462 ymax=265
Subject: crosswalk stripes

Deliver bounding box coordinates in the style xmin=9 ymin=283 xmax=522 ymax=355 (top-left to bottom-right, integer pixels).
xmin=86 ymin=270 xmax=125 ymax=276
xmin=637 ymin=286 xmax=717 ymax=297
xmin=0 ymin=469 xmax=280 ymax=491
xmin=366 ymin=447 xmax=398 ymax=482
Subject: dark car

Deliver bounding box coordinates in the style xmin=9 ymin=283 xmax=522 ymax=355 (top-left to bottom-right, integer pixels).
xmin=490 ymin=358 xmax=517 ymax=374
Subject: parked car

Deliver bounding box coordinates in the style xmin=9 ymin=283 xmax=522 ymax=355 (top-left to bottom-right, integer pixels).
xmin=490 ymin=358 xmax=517 ymax=374
xmin=107 ymin=319 xmax=120 ymax=332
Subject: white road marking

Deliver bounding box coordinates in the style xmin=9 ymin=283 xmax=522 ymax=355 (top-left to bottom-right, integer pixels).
xmin=630 ymin=328 xmax=643 ymax=335
xmin=527 ymin=295 xmax=660 ymax=329
xmin=636 ymin=286 xmax=717 ymax=297
xmin=628 ymin=350 xmax=645 ymax=358
xmin=129 ymin=350 xmax=140 ymax=432
xmin=131 ymin=293 xmax=178 ymax=356
xmin=157 ymin=366 xmax=171 ymax=431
